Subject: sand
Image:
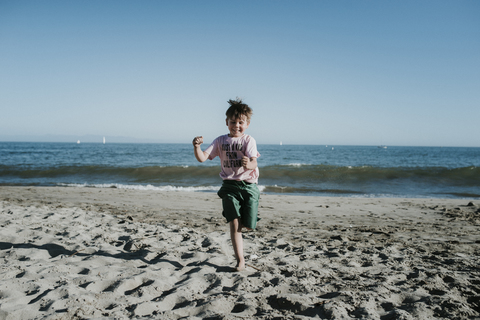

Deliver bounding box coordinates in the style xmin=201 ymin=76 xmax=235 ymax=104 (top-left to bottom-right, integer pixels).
xmin=0 ymin=186 xmax=479 ymax=319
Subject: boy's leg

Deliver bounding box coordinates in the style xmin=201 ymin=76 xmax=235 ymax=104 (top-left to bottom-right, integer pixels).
xmin=229 ymin=218 xmax=245 ymax=271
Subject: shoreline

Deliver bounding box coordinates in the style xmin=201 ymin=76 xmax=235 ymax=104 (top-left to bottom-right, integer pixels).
xmin=1 ymin=186 xmax=480 ymax=319
xmin=6 ymin=183 xmax=480 ymax=200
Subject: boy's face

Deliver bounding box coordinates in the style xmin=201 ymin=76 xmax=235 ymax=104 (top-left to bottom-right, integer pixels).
xmin=226 ymin=115 xmax=250 ymax=138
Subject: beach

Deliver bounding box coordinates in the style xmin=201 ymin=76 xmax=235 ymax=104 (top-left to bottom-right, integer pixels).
xmin=1 ymin=186 xmax=479 ymax=319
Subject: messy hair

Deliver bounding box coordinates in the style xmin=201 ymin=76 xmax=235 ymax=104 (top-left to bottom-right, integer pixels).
xmin=225 ymin=98 xmax=253 ymax=122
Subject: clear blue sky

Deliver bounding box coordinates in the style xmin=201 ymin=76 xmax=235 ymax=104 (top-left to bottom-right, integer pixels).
xmin=1 ymin=1 xmax=479 ymax=146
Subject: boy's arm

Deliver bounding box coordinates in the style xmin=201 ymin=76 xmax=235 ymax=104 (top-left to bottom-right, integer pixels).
xmin=193 ymin=136 xmax=209 ymax=163
xmin=242 ymin=136 xmax=259 ymax=171
xmin=194 ymin=147 xmax=209 ymax=163
xmin=241 ymin=156 xmax=257 ymax=170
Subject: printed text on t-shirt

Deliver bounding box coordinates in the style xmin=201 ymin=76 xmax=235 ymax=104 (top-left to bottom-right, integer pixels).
xmin=222 ymin=143 xmax=243 ymax=168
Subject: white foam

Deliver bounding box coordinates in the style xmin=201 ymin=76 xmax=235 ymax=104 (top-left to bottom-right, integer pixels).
xmin=287 ymin=163 xmax=309 ymax=167
xmin=57 ymin=183 xmax=220 ymax=192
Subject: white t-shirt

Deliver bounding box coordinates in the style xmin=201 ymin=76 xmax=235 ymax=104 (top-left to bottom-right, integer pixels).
xmin=204 ymin=134 xmax=260 ymax=183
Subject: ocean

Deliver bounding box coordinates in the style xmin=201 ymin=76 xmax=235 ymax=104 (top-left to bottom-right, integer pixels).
xmin=1 ymin=142 xmax=479 ymax=199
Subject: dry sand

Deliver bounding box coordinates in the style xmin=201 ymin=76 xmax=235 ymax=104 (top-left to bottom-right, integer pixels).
xmin=0 ymin=186 xmax=479 ymax=319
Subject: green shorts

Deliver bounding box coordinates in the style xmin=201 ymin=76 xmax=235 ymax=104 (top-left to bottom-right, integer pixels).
xmin=217 ymin=180 xmax=260 ymax=230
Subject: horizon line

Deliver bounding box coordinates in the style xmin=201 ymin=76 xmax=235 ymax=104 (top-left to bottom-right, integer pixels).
xmin=0 ymin=140 xmax=478 ymax=148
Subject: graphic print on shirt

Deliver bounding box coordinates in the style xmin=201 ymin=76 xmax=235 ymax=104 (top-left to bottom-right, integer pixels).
xmin=222 ymin=142 xmax=243 ymax=168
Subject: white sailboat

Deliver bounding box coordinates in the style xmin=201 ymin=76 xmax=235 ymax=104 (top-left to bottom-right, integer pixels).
xmin=77 ymin=140 xmax=80 ymax=144
xmin=103 ymin=137 xmax=106 ymax=144
xmin=280 ymin=141 xmax=282 ymax=146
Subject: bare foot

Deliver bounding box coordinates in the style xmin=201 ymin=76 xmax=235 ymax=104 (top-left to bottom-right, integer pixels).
xmin=234 ymin=260 xmax=245 ymax=272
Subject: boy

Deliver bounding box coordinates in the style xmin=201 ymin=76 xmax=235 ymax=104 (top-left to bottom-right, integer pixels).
xmin=192 ymin=98 xmax=260 ymax=271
